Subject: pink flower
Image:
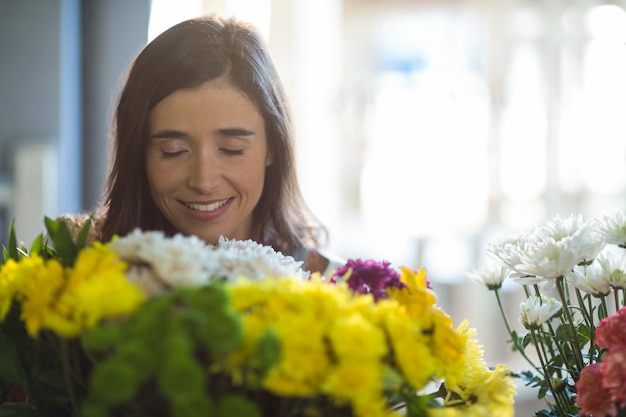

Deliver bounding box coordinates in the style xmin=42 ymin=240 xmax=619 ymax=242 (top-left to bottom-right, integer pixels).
xmin=595 ymin=307 xmax=626 ymax=351
xmin=602 ymin=350 xmax=626 ymax=408
xmin=576 ymin=362 xmax=618 ymax=417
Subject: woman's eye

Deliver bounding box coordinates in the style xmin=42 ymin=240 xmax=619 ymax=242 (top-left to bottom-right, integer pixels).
xmin=221 ymin=148 xmax=245 ymax=156
xmin=160 ymin=150 xmax=186 ymax=159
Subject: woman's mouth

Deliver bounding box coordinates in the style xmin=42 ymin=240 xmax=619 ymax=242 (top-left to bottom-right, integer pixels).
xmin=183 ymin=198 xmax=232 ymax=212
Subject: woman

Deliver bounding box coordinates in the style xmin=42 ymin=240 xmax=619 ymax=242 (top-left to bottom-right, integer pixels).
xmin=89 ymin=15 xmax=339 ymax=275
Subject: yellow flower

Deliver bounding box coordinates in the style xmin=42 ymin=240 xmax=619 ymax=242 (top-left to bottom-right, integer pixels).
xmin=14 ymin=255 xmax=66 ymax=337
xmin=51 ymin=243 xmax=144 ymax=337
xmin=437 ymin=321 xmax=516 ymax=417
xmin=0 ymin=259 xmax=20 ymax=320
xmin=322 ymin=362 xmax=387 ymax=417
xmin=328 ymin=312 xmax=388 ymax=362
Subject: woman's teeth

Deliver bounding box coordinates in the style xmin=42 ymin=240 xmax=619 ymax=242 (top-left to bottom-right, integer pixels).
xmin=185 ymin=199 xmax=229 ymax=212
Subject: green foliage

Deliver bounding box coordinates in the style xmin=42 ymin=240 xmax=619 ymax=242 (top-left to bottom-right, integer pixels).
xmin=80 ymin=283 xmax=278 ymax=417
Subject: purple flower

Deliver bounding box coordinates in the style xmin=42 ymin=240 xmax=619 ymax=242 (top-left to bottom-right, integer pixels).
xmin=332 ymin=259 xmax=405 ymax=301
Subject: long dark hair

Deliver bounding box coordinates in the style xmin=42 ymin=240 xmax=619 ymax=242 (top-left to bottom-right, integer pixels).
xmin=99 ymin=15 xmax=325 ymax=253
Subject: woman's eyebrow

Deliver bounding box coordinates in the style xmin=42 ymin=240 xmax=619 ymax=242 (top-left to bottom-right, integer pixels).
xmin=149 ymin=129 xmax=187 ymax=139
xmin=218 ymin=127 xmax=256 ymax=136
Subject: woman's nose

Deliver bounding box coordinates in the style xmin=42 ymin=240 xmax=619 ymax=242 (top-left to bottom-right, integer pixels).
xmin=186 ymin=153 xmax=220 ymax=193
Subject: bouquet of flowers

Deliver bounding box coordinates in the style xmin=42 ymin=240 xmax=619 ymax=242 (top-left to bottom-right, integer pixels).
xmin=468 ymin=210 xmax=626 ymax=417
xmin=0 ymin=217 xmax=516 ymax=417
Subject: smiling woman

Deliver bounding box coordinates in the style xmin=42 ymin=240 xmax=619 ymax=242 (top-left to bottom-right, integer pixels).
xmin=80 ymin=15 xmax=342 ymax=276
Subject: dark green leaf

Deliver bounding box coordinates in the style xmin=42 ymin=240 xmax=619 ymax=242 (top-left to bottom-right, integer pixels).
xmin=0 ymin=404 xmax=43 ymax=417
xmin=28 ymin=234 xmax=44 ymax=256
xmin=215 ymin=395 xmax=259 ymax=417
xmin=44 ymin=217 xmax=76 ymax=267
xmin=75 ymin=221 xmax=92 ymax=251
xmin=7 ymin=219 xmax=19 ymax=261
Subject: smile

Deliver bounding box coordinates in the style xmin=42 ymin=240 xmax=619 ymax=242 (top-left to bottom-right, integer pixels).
xmin=183 ymin=198 xmax=232 ymax=212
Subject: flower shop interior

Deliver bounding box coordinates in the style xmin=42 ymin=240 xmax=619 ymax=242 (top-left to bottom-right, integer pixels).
xmin=1 ymin=0 xmax=625 ymax=415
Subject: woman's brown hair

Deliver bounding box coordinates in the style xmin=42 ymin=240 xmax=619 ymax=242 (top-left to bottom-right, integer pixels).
xmin=99 ymin=15 xmax=325 ymax=253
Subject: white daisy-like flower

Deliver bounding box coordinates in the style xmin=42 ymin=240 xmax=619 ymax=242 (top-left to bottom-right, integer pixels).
xmin=512 ymin=214 xmax=605 ymax=280
xmin=599 ymin=209 xmax=626 ymax=248
xmin=565 ymin=264 xmax=611 ymax=297
xmin=519 ymin=295 xmax=563 ymax=330
xmin=111 ymin=229 xmax=212 ymax=287
xmin=594 ymin=247 xmax=626 ymax=289
xmin=486 ymin=232 xmax=529 ymax=271
xmin=467 ymin=261 xmax=510 ymax=290
xmin=210 ymin=236 xmax=306 ymax=281
xmin=109 ymin=230 xmax=307 ymax=296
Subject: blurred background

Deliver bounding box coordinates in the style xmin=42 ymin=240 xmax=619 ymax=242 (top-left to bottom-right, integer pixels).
xmin=1 ymin=0 xmax=625 ymax=413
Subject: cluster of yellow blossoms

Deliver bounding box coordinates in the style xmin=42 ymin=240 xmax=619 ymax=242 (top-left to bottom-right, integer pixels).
xmin=227 ymin=268 xmax=516 ymax=417
xmin=0 ymin=243 xmax=145 ymax=337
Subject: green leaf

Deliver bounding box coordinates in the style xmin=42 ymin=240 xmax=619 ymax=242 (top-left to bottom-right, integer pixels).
xmin=555 ymin=323 xmax=575 ymax=342
xmin=215 ymin=395 xmax=260 ymax=417
xmin=0 ymin=404 xmax=43 ymax=417
xmin=7 ymin=219 xmax=19 ymax=262
xmin=75 ymin=221 xmax=92 ymax=251
xmin=81 ymin=323 xmax=123 ymax=352
xmin=0 ymin=327 xmax=26 ymax=386
xmin=44 ymin=217 xmax=76 ymax=267
xmin=28 ymin=234 xmax=44 ymax=256
xmin=598 ymin=302 xmax=608 ymax=321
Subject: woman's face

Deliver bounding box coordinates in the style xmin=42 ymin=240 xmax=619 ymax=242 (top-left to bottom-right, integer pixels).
xmin=146 ymin=78 xmax=271 ymax=244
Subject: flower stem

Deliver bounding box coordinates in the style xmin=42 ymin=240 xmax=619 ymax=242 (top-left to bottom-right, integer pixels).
xmin=494 ymin=290 xmax=540 ymax=371
xmin=530 ymin=329 xmax=567 ymax=417
xmin=555 ymin=277 xmax=585 ymax=374
xmin=60 ymin=339 xmax=80 ymax=417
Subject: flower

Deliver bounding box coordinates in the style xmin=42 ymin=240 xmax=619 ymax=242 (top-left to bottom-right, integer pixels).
xmin=330 ymin=258 xmax=405 ymax=301
xmin=599 ymin=209 xmax=626 ymax=248
xmin=566 ymin=263 xmax=612 ymax=297
xmin=519 ymin=294 xmax=562 ymax=330
xmin=110 ymin=230 xmax=306 ymax=296
xmin=472 ymin=210 xmax=626 ymax=417
xmin=0 ymin=218 xmax=515 ymax=417
xmin=467 ymin=261 xmax=510 ymax=291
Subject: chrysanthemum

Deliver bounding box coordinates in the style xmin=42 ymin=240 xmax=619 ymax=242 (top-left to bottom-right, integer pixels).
xmin=467 ymin=261 xmax=510 ymax=291
xmin=566 ymin=263 xmax=611 ymax=297
xmin=599 ymin=209 xmax=626 ymax=248
xmin=486 ymin=232 xmax=529 ymax=272
xmin=13 ymin=255 xmax=66 ymax=337
xmin=519 ymin=295 xmax=562 ymax=330
xmin=594 ymin=306 xmax=626 ymax=351
xmin=0 ymin=259 xmax=20 ymax=320
xmin=331 ymin=259 xmax=405 ymax=301
xmin=595 ymin=248 xmax=626 ymax=289
xmin=49 ymin=243 xmax=145 ymax=336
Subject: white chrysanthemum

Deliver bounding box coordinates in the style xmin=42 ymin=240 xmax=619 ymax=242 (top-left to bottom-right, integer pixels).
xmin=486 ymin=232 xmax=529 ymax=271
xmin=565 ymin=264 xmax=611 ymax=297
xmin=109 ymin=230 xmax=307 ymax=296
xmin=513 ymin=238 xmax=581 ymax=281
xmin=512 ymin=214 xmax=605 ymax=280
xmin=210 ymin=236 xmax=306 ymax=280
xmin=595 ymin=247 xmax=626 ymax=289
xmin=111 ymin=229 xmax=212 ymax=287
xmin=519 ymin=295 xmax=562 ymax=330
xmin=599 ymin=209 xmax=626 ymax=248
xmin=467 ymin=261 xmax=510 ymax=290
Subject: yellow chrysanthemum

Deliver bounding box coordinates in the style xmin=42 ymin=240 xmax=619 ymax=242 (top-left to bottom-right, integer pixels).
xmin=437 ymin=321 xmax=516 ymax=417
xmin=0 ymin=259 xmax=20 ymax=320
xmin=328 ymin=313 xmax=388 ymax=362
xmin=14 ymin=255 xmax=66 ymax=337
xmin=50 ymin=243 xmax=144 ymax=337
xmin=322 ymin=362 xmax=386 ymax=417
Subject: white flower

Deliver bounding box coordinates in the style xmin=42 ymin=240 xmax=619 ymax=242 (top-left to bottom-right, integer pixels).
xmin=486 ymin=232 xmax=529 ymax=271
xmin=595 ymin=247 xmax=626 ymax=289
xmin=467 ymin=261 xmax=510 ymax=290
xmin=520 ymin=295 xmax=563 ymax=330
xmin=565 ymin=264 xmax=611 ymax=297
xmin=513 ymin=214 xmax=605 ymax=280
xmin=210 ymin=236 xmax=306 ymax=281
xmin=599 ymin=209 xmax=626 ymax=248
xmin=110 ymin=230 xmax=307 ymax=296
xmin=111 ymin=229 xmax=212 ymax=287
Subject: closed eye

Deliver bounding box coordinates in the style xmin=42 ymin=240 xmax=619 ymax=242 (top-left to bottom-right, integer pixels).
xmin=161 ymin=150 xmax=187 ymax=159
xmin=220 ymin=148 xmax=245 ymax=156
